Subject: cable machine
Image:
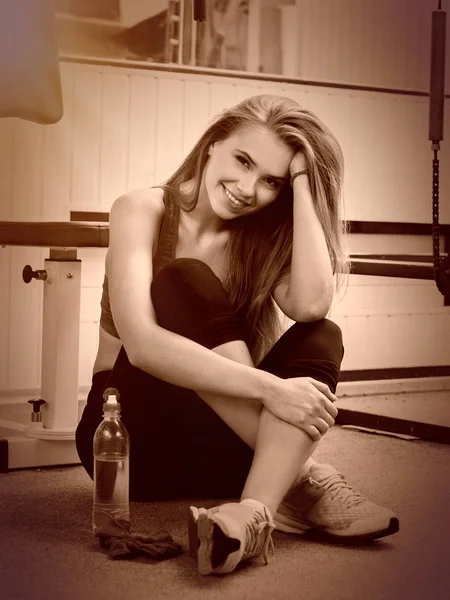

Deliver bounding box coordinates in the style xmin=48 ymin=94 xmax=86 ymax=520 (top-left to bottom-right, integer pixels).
xmin=331 ymin=1 xmax=449 ymax=441
xmin=430 ymin=1 xmax=449 ymax=300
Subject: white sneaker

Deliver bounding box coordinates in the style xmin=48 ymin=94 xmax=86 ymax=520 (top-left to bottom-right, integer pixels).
xmin=275 ymin=463 xmax=399 ymax=541
xmin=188 ymin=499 xmax=275 ymax=575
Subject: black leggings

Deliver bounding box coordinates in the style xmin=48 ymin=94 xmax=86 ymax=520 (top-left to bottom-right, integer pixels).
xmin=76 ymin=259 xmax=344 ymax=501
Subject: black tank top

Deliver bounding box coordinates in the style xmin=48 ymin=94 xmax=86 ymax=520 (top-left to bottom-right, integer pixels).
xmin=99 ymin=189 xmax=180 ymax=339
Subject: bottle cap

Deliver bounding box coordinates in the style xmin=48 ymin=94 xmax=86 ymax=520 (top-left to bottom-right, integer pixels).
xmin=102 ymin=387 xmax=121 ymax=405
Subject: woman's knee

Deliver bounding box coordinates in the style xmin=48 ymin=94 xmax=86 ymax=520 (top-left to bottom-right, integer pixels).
xmin=288 ymin=318 xmax=344 ymax=361
xmin=151 ymin=258 xmax=243 ymax=349
xmin=259 ymin=318 xmax=344 ymax=391
xmin=151 ymin=258 xmax=219 ymax=300
xmin=151 ymin=259 xmax=226 ymax=319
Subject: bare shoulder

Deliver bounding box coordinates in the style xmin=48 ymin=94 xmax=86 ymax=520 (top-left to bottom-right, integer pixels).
xmin=106 ymin=187 xmax=166 ymax=273
xmin=110 ymin=186 xmax=165 ymax=221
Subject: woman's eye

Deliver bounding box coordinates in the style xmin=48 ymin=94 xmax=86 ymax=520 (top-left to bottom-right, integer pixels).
xmin=236 ymin=155 xmax=249 ymax=168
xmin=264 ymin=178 xmax=279 ymax=189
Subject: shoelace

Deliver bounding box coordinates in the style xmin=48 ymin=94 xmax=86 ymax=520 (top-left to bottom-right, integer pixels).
xmin=243 ymin=507 xmax=275 ymax=564
xmin=312 ymin=472 xmax=366 ymax=507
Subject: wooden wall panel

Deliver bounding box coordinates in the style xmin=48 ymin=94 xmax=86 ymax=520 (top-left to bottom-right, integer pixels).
xmin=443 ymin=95 xmax=450 ymax=223
xmin=183 ymin=80 xmax=210 ymax=156
xmin=332 ymin=311 xmax=450 ymax=370
xmin=234 ymin=83 xmax=262 ymax=103
xmin=0 ymin=119 xmax=14 ymax=220
xmin=0 ymin=119 xmax=14 ymax=389
xmin=127 ymin=75 xmax=158 ymax=191
xmin=0 ymin=247 xmax=10 ymax=389
xmin=78 ymin=321 xmax=98 ymax=386
xmin=0 ymin=61 xmax=448 ymax=398
xmin=348 ymin=234 xmax=434 ymax=255
xmin=41 ymin=65 xmax=74 ymax=221
xmin=11 ymin=121 xmax=44 ymax=220
xmin=333 ymin=279 xmax=445 ymax=314
xmin=70 ymin=68 xmax=103 ymax=211
xmin=99 ymin=71 xmax=130 ymax=208
xmin=154 ymin=77 xmax=184 ymax=183
xmin=78 ymin=248 xmax=106 ymax=387
xmin=8 ymin=248 xmax=44 ymax=390
xmin=209 ymin=82 xmax=237 ymax=118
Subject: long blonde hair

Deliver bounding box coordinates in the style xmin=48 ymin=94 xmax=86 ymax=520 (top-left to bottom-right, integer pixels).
xmin=163 ymin=94 xmax=349 ymax=364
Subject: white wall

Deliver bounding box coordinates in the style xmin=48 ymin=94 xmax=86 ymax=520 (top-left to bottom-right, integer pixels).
xmin=0 ymin=60 xmax=449 ymax=400
xmin=295 ymin=0 xmax=450 ymax=92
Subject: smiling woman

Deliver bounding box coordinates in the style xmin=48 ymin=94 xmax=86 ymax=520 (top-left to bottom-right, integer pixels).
xmin=75 ymin=94 xmax=399 ymax=577
xmin=161 ymin=95 xmax=347 ymax=358
xmin=205 ymin=128 xmax=292 ymax=218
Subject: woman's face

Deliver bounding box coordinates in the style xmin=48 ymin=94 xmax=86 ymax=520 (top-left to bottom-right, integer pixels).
xmin=203 ymin=126 xmax=294 ymax=220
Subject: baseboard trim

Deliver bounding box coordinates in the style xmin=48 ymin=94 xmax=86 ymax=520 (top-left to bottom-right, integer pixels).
xmin=340 ymin=366 xmax=450 ymax=382
xmin=336 ymin=376 xmax=450 ymax=398
xmin=336 ymin=410 xmax=450 ymax=444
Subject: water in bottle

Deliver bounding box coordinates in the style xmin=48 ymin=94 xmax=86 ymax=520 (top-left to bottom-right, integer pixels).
xmin=92 ymin=387 xmax=130 ymax=534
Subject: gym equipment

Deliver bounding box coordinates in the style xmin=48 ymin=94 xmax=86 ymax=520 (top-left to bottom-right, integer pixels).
xmin=0 ymin=0 xmax=63 ymax=124
xmin=0 ymin=3 xmax=448 ymax=472
xmin=351 ymin=1 xmax=449 ymax=305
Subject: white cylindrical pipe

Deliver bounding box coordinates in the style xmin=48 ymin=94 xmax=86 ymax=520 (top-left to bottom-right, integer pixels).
xmin=40 ymin=255 xmax=81 ymax=433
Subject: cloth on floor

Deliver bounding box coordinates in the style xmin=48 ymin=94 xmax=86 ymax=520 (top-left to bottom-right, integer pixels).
xmin=94 ymin=514 xmax=183 ymax=561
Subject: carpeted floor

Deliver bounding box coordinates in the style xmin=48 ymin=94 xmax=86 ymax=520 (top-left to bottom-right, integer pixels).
xmin=1 ymin=426 xmax=449 ymax=600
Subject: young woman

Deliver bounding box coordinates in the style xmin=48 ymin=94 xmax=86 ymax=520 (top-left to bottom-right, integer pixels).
xmin=76 ymin=94 xmax=399 ymax=575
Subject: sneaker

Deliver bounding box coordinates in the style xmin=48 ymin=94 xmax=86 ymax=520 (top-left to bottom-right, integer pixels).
xmin=188 ymin=499 xmax=275 ymax=575
xmin=274 ymin=463 xmax=399 ymax=541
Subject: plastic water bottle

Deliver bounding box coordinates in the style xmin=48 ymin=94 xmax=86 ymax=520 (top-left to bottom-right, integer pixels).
xmin=92 ymin=387 xmax=130 ymax=535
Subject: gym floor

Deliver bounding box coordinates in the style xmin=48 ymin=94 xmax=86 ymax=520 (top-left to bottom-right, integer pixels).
xmin=1 ymin=425 xmax=449 ymax=600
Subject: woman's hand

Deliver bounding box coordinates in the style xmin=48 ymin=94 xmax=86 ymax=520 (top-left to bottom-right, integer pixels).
xmin=289 ymin=151 xmax=311 ymax=190
xmin=263 ymin=376 xmax=338 ymax=442
xmin=289 ymin=151 xmax=307 ymax=177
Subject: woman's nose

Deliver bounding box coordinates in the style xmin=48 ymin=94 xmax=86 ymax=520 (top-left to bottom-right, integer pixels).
xmin=236 ymin=174 xmax=257 ymax=198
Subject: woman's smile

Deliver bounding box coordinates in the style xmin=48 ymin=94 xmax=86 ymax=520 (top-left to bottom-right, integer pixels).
xmin=222 ymin=184 xmax=250 ymax=209
xmin=204 ymin=127 xmax=293 ymax=221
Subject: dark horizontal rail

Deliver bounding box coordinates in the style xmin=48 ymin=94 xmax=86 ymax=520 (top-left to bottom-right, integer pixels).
xmin=349 ymin=258 xmax=435 ymax=279
xmin=347 ymin=221 xmax=450 ymax=235
xmin=0 ymin=221 xmax=448 ymax=283
xmin=0 ymin=221 xmax=110 ymax=248
xmin=69 ymin=211 xmax=450 ymax=237
xmin=71 ymin=211 xmax=109 ymax=223
xmin=70 ymin=211 xmax=450 ymax=242
xmin=352 ymin=254 xmax=434 ymax=262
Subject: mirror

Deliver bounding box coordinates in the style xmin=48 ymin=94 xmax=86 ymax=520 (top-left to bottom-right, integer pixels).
xmin=54 ymin=0 xmax=294 ymax=76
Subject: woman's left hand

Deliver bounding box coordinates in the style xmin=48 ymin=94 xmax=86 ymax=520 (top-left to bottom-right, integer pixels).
xmin=289 ymin=151 xmax=307 ymax=178
xmin=289 ymin=152 xmax=310 ymax=191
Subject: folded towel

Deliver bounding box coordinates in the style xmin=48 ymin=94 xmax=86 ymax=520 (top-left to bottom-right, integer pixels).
xmin=94 ymin=514 xmax=183 ymax=561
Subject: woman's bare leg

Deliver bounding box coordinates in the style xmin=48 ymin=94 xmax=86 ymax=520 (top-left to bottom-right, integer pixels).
xmin=197 ymin=339 xmax=318 ymax=516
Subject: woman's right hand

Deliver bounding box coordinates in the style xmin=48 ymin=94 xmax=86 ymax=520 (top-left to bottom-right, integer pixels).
xmin=263 ymin=377 xmax=339 ymax=441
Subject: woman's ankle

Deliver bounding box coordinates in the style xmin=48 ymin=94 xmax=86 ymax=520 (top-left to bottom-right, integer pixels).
xmin=240 ymin=495 xmax=276 ymax=518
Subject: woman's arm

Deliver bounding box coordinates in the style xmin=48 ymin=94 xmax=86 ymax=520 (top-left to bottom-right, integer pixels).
xmin=108 ymin=189 xmax=338 ymax=438
xmin=108 ymin=189 xmax=279 ymax=402
xmin=272 ymin=159 xmax=334 ymax=322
